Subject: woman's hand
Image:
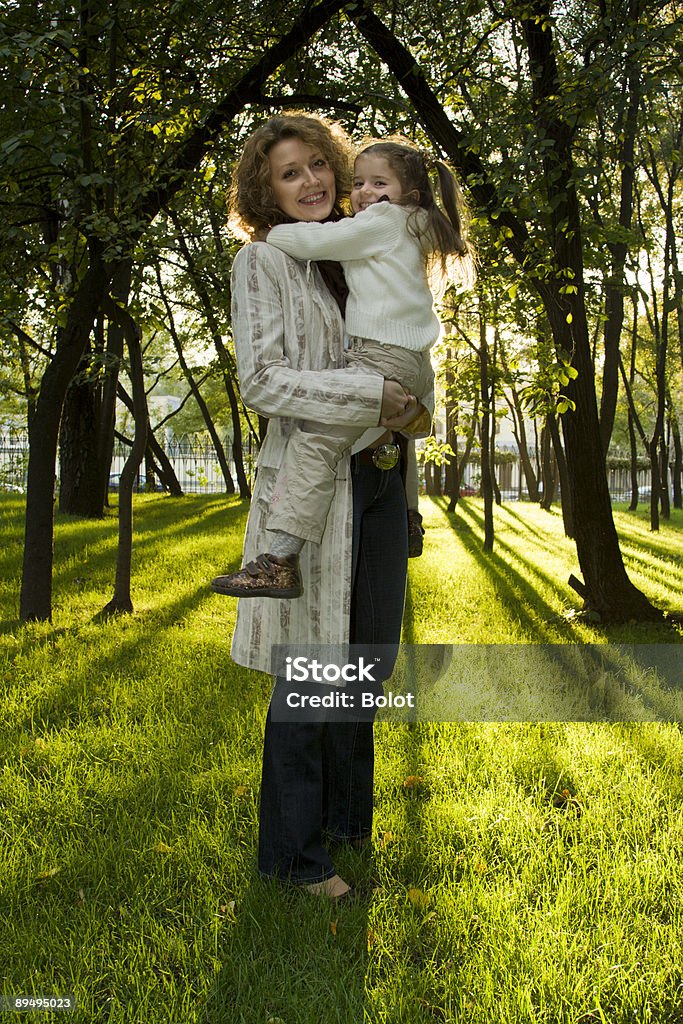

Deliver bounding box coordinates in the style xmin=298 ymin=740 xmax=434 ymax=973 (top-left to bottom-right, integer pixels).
xmin=381 ymin=400 xmax=425 ymax=430
xmin=380 ymin=380 xmax=415 ymax=423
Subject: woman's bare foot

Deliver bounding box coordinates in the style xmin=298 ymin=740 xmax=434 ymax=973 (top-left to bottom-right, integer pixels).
xmin=299 ymin=874 xmax=351 ymax=899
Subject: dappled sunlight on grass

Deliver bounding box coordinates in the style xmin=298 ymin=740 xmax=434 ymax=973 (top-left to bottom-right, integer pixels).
xmin=403 ymin=497 xmax=683 ymax=646
xmin=405 ymin=497 xmax=598 ymax=644
xmin=2 ymin=494 xmax=683 ymax=1022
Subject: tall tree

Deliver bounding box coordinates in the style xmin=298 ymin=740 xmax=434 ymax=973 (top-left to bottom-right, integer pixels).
xmin=348 ymin=0 xmax=661 ymax=619
xmin=3 ymin=0 xmax=353 ymax=620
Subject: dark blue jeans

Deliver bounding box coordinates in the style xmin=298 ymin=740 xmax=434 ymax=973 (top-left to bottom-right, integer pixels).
xmin=257 ymin=457 xmax=408 ymax=883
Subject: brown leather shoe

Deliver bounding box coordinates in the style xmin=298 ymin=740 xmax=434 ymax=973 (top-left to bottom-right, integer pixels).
xmin=210 ymin=552 xmax=303 ymax=598
xmin=407 ymin=509 xmax=424 ymax=558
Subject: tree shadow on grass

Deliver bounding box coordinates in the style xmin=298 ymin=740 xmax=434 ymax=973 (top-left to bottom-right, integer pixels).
xmin=446 ymin=500 xmax=683 ymax=637
xmin=4 ymin=577 xmax=239 ymax=739
xmin=203 ymin=877 xmax=371 ymax=1024
xmin=494 ymin=501 xmax=561 ymax=544
xmin=433 ymin=499 xmax=575 ymax=641
xmin=612 ymin=549 xmax=683 ymax=602
xmin=51 ymin=497 xmax=247 ymax=583
xmin=0 ymin=495 xmax=247 ymax=637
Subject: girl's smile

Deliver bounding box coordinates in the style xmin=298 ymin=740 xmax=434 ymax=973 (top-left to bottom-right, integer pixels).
xmin=350 ymin=154 xmax=406 ymax=213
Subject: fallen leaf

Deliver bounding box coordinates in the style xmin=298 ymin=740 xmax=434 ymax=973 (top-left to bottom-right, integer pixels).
xmin=473 ymin=858 xmax=487 ymax=874
xmin=233 ymin=785 xmax=250 ymax=797
xmin=552 ymin=788 xmax=582 ymax=814
xmin=403 ymin=775 xmax=424 ymax=789
xmin=216 ymin=901 xmax=236 ymax=918
xmin=380 ymin=831 xmax=394 ymax=847
xmin=367 ymin=928 xmax=379 ymax=949
xmin=330 ymin=920 xmax=338 ymax=936
xmin=407 ymin=886 xmax=429 ymax=909
xmin=36 ymin=867 xmax=60 ymax=881
xmin=153 ymin=842 xmax=174 ymax=854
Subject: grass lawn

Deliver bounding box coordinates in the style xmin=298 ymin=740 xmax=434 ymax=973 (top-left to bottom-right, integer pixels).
xmin=1 ymin=493 xmax=682 ymax=1023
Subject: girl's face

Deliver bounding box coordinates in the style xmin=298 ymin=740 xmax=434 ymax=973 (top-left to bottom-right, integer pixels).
xmin=268 ymin=137 xmax=336 ymax=222
xmin=351 ymin=154 xmax=406 ymax=213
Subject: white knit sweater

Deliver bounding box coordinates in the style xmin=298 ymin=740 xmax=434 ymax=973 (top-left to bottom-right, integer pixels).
xmin=266 ymin=203 xmax=440 ymax=352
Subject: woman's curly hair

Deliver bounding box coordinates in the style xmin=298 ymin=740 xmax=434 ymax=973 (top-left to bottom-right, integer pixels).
xmin=228 ymin=112 xmax=354 ymax=239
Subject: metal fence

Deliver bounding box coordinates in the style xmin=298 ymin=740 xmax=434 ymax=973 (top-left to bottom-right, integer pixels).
xmin=109 ymin=433 xmax=257 ymax=494
xmin=422 ymin=451 xmax=655 ymax=504
xmin=0 ymin=428 xmax=658 ymax=503
xmin=0 ymin=429 xmax=255 ymax=496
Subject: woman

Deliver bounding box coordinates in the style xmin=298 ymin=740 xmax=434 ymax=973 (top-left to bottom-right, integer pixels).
xmin=216 ymin=113 xmax=432 ymax=899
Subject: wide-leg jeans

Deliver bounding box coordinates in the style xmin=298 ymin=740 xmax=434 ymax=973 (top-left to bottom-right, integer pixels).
xmin=257 ymin=456 xmax=409 ymax=883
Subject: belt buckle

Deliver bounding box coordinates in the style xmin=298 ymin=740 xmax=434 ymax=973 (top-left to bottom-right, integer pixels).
xmin=372 ymin=442 xmax=400 ymax=470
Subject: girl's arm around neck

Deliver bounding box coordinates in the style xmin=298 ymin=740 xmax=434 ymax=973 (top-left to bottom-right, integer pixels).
xmin=266 ymin=202 xmax=405 ymax=263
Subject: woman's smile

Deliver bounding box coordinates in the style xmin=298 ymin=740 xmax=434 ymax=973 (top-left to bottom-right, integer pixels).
xmin=269 ymin=137 xmax=337 ymax=222
xmin=299 ymin=190 xmax=327 ymax=206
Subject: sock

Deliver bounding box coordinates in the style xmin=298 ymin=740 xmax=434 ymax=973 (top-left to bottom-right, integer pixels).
xmin=268 ymin=530 xmax=305 ymax=559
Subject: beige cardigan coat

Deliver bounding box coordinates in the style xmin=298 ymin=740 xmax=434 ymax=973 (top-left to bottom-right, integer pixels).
xmin=230 ymin=242 xmax=385 ymax=674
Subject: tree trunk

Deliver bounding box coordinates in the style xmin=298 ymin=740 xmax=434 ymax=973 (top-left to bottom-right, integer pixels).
xmin=154 ymin=260 xmax=235 ymax=496
xmin=671 ymin=409 xmax=683 ymax=510
xmin=490 ymin=329 xmax=501 ymax=506
xmin=507 ymin=385 xmax=539 ymax=501
xmin=627 ymin=295 xmax=639 ymax=511
xmin=98 ymin=259 xmax=132 ymax=509
xmin=58 ymin=343 xmax=105 ymax=517
xmin=648 ymin=165 xmax=674 ymax=527
xmin=20 ymin=256 xmax=111 ymax=622
xmin=445 ymin=430 xmax=459 ymax=511
xmin=444 ymin=353 xmax=459 ymax=510
xmin=102 ymin=302 xmax=147 ymax=616
xmin=146 ymin=430 xmax=183 ymax=497
xmin=424 ymin=458 xmax=442 ymax=497
xmin=598 ymin=5 xmax=641 ymax=452
xmin=117 ymin=382 xmax=184 ymax=497
xmin=447 ymin=392 xmax=479 ymax=513
xmin=539 ymin=422 xmax=557 ymax=511
xmin=659 ymin=438 xmax=671 ymax=521
xmin=479 ymin=315 xmax=494 ymax=551
xmin=547 ymin=411 xmax=574 ymax=538
xmin=350 ymin=0 xmax=659 ymax=621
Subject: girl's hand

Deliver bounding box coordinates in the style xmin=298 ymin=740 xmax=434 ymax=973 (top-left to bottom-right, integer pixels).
xmin=380 ymin=380 xmax=414 ymax=422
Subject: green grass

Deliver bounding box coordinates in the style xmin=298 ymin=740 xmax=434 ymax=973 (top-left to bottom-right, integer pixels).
xmin=1 ymin=493 xmax=682 ymax=1023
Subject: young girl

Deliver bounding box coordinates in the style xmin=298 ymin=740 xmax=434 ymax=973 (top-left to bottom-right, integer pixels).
xmin=211 ymin=140 xmax=472 ymax=599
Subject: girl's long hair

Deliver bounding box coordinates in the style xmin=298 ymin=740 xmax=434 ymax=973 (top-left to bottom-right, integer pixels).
xmin=357 ymin=140 xmax=475 ymax=288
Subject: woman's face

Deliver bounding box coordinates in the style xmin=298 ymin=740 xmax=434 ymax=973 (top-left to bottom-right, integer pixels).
xmin=268 ymin=137 xmax=337 ymax=222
